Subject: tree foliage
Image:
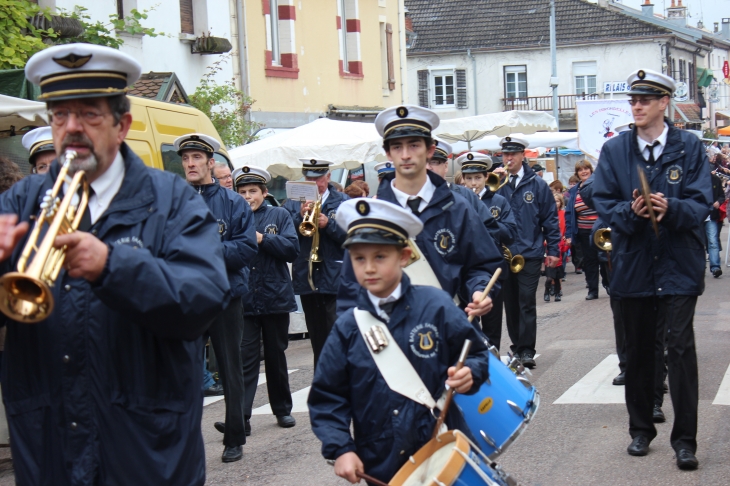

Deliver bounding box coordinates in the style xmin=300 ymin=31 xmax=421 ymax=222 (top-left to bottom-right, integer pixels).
xmin=55 ymin=6 xmax=163 ymax=49
xmin=189 ymin=56 xmax=260 ymax=148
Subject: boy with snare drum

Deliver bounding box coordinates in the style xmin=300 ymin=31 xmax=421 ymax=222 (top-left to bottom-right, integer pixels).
xmin=307 ymin=198 xmax=491 ymax=484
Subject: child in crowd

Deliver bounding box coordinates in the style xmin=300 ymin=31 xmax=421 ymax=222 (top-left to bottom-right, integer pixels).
xmin=545 ymin=192 xmax=568 ymax=302
xmin=307 ymin=198 xmax=491 ymax=484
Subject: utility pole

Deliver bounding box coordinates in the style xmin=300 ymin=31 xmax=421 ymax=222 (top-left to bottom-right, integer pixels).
xmin=550 ymin=0 xmax=559 ymax=130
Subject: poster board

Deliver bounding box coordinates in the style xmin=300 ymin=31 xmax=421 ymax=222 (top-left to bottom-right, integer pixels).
xmin=576 ymin=99 xmax=633 ymax=160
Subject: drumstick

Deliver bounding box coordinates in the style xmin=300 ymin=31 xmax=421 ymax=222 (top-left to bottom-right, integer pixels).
xmin=432 ymin=339 xmax=472 ymax=439
xmin=356 ymin=472 xmax=389 ymax=486
xmin=468 ymin=268 xmax=502 ymax=323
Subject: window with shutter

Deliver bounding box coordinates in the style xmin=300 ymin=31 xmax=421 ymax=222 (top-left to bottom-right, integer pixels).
xmin=117 ymin=0 xmax=124 ymax=19
xmin=180 ymin=0 xmax=194 ymax=34
xmin=386 ymin=23 xmax=395 ymax=91
xmin=417 ymin=70 xmax=429 ymax=108
xmin=455 ymin=69 xmax=467 ymax=109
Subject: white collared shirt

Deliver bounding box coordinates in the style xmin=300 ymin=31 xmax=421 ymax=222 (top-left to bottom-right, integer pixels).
xmin=367 ymin=283 xmax=403 ymax=320
xmin=508 ymin=166 xmax=525 ymax=189
xmin=63 ymin=151 xmax=125 ymax=225
xmin=478 ymin=187 xmax=487 ymax=198
xmin=321 ymin=188 xmax=330 ymax=206
xmin=637 ymin=122 xmax=669 ymax=162
xmin=390 ymin=177 xmax=436 ymax=214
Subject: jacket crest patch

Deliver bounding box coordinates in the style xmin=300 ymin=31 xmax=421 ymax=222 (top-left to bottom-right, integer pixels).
xmin=409 ymin=323 xmax=439 ymax=358
xmin=217 ymin=219 xmax=228 ymax=237
xmin=523 ymin=191 xmax=535 ymax=203
xmin=433 ymin=228 xmax=456 ymax=255
xmin=264 ymin=223 xmax=278 ymax=235
xmin=490 ymin=206 xmax=501 ymax=219
xmin=665 ymin=165 xmax=683 ymax=185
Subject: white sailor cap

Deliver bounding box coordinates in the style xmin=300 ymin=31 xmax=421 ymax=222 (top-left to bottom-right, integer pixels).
xmin=299 ymin=158 xmax=333 ymax=178
xmin=456 ymin=152 xmax=492 ymax=173
xmin=374 ymin=161 xmax=395 ymax=177
xmin=25 ymin=43 xmax=142 ymax=101
xmin=233 ymin=166 xmax=271 ymax=187
xmin=626 ymin=69 xmax=675 ymax=97
xmin=337 ymin=198 xmax=423 ymax=248
xmin=432 ymin=139 xmax=453 ymax=161
xmin=173 ymin=133 xmax=221 ymax=155
xmin=21 ymin=127 xmax=55 ymax=162
xmin=614 ymin=122 xmax=634 ymax=133
xmin=375 ymin=105 xmax=440 ymax=142
xmin=499 ymin=136 xmax=529 ymax=153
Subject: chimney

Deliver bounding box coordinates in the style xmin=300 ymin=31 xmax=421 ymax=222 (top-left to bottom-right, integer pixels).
xmin=641 ymin=0 xmax=654 ymax=17
xmin=715 ymin=22 xmax=720 ymax=33
xmin=723 ymin=18 xmax=730 ymax=40
xmin=697 ymin=20 xmax=703 ymax=29
xmin=666 ymin=0 xmax=687 ymax=27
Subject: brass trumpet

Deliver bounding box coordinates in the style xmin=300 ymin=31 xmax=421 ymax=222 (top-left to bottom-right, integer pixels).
xmin=593 ymin=228 xmax=612 ymax=252
xmin=486 ymin=172 xmax=510 ymax=192
xmin=502 ymin=245 xmax=525 ymax=273
xmin=0 ymin=151 xmax=89 ymax=323
xmin=299 ymin=196 xmax=322 ymax=291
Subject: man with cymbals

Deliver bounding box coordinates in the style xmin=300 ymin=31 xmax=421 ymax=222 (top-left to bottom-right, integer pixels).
xmin=0 ymin=43 xmax=230 ymax=484
xmin=337 ymin=105 xmax=503 ymax=322
xmin=592 ymin=68 xmax=710 ymax=470
xmin=494 ymin=136 xmax=560 ymax=368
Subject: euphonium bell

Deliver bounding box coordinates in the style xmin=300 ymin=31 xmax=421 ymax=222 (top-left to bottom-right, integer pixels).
xmin=502 ymin=245 xmax=525 ymax=273
xmin=0 ymin=151 xmax=89 ymax=323
xmin=593 ymin=228 xmax=612 ymax=252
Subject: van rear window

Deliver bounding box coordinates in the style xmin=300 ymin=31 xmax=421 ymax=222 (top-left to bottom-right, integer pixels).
xmin=161 ymin=144 xmax=186 ymax=179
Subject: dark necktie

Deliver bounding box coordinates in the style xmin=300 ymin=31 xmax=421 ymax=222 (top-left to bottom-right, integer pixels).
xmin=509 ymin=174 xmax=518 ymax=190
xmin=379 ymin=300 xmax=396 ymax=317
xmin=647 ymin=141 xmax=660 ymax=165
xmin=406 ymin=197 xmax=422 ymax=216
xmin=77 ymin=187 xmax=94 ymax=232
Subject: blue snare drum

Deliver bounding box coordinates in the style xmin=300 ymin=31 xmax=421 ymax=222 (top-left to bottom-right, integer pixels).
xmin=389 ymin=430 xmax=516 ymax=486
xmin=453 ymin=349 xmax=539 ymax=459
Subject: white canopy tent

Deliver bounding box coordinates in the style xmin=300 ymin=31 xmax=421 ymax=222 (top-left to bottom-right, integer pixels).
xmin=229 ymin=118 xmax=386 ymax=180
xmin=434 ymin=111 xmax=558 ymax=149
xmin=0 ymin=95 xmax=48 ymax=132
xmin=450 ymin=131 xmax=578 ymax=154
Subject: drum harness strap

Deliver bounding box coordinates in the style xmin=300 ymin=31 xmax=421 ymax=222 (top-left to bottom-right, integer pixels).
xmin=403 ymin=239 xmax=460 ymax=306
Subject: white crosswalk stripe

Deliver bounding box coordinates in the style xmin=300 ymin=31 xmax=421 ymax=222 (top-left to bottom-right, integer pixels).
xmin=252 ymin=386 xmax=311 ymax=415
xmin=554 ymin=354 xmax=624 ymax=404
xmin=203 ymin=369 xmax=298 ymax=407
xmin=712 ymin=363 xmax=730 ymax=405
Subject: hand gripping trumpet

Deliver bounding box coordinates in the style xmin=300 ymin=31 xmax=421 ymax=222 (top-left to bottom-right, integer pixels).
xmin=0 ymin=151 xmax=89 ymax=323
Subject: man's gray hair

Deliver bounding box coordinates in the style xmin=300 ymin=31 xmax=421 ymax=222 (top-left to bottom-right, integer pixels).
xmin=213 ymin=161 xmax=229 ymax=170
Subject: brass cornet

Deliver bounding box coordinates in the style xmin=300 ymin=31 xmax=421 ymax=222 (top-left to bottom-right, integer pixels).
xmin=502 ymin=245 xmax=525 ymax=273
xmin=593 ymin=228 xmax=612 ymax=252
xmin=298 ymin=195 xmax=322 ymax=291
xmin=486 ymin=172 xmax=510 ymax=192
xmin=0 ymin=151 xmax=89 ymax=323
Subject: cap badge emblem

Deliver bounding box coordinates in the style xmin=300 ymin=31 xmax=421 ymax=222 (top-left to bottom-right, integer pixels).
xmin=52 ymin=53 xmax=92 ymax=69
xmin=396 ymin=106 xmax=409 ymax=118
xmin=385 ymin=163 xmax=392 ymax=168
xmin=505 ymin=137 xmax=512 ymax=142
xmin=242 ymin=166 xmax=250 ymax=173
xmin=467 ymin=153 xmax=474 ymax=161
xmin=310 ymin=159 xmax=317 ymax=165
xmin=357 ymin=201 xmax=370 ymax=215
xmin=638 ymin=70 xmax=646 ymax=80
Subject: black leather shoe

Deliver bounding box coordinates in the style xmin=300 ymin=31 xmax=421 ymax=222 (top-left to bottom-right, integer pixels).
xmin=676 ymin=449 xmax=698 ymax=470
xmin=653 ymin=405 xmax=666 ymax=423
xmin=612 ymin=372 xmax=625 ymax=386
xmin=627 ymin=436 xmax=650 ymax=456
xmin=214 ymin=421 xmax=225 ymax=433
xmin=222 ymin=445 xmax=243 ymax=463
xmin=520 ymin=352 xmax=536 ymax=369
xmin=554 ymin=291 xmax=562 ymax=302
xmin=276 ymin=415 xmax=296 ymax=428
xmin=713 ymin=268 xmax=722 ymax=278
xmin=204 ymin=383 xmax=224 ymax=396
xmin=544 ymin=291 xmax=550 ymax=302
xmin=585 ymin=293 xmax=598 ymax=300
xmin=245 ymin=420 xmax=251 ymax=436
xmin=575 ymin=269 xmax=583 ymax=274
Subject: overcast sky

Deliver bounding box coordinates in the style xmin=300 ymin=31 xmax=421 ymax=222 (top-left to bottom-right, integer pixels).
xmin=620 ymin=0 xmax=729 ymax=33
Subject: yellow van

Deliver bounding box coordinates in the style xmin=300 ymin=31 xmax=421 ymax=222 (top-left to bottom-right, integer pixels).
xmin=0 ymin=95 xmax=231 ymax=175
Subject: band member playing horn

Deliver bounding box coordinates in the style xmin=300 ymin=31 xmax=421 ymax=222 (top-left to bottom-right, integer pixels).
xmin=592 ymin=68 xmax=710 ymax=470
xmin=308 ymin=198 xmax=490 ymax=484
xmin=336 ymin=105 xmax=503 ymax=321
xmin=0 ymin=44 xmax=230 ymax=485
xmin=495 ymin=136 xmax=560 ymax=368
xmin=457 ymin=152 xmax=517 ymax=350
xmin=283 ymin=160 xmax=349 ymax=368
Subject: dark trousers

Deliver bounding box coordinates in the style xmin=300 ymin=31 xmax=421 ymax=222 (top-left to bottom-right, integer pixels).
xmin=503 ymin=258 xmax=542 ymax=355
xmin=300 ymin=293 xmax=338 ymax=368
xmin=610 ymin=297 xmax=627 ymax=374
xmin=571 ymin=241 xmax=584 ymax=271
xmin=481 ymin=284 xmax=504 ymax=350
xmin=207 ymin=297 xmax=246 ymax=447
xmin=619 ymin=296 xmax=699 ymax=453
xmin=577 ymin=229 xmax=600 ymax=295
xmin=241 ymin=313 xmax=293 ymax=418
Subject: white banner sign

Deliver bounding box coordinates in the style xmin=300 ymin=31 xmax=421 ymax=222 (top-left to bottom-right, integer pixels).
xmin=603 ymin=81 xmax=629 ymax=93
xmin=576 ymin=99 xmax=633 ymax=159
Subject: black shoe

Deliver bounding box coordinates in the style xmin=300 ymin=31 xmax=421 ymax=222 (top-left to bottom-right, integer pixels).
xmin=653 ymin=405 xmax=666 ymax=423
xmin=214 ymin=421 xmax=225 ymax=433
xmin=222 ymin=445 xmax=243 ymax=463
xmin=575 ymin=269 xmax=583 ymax=274
xmin=612 ymin=372 xmax=625 ymax=386
xmin=245 ymin=420 xmax=251 ymax=436
xmin=204 ymin=383 xmax=224 ymax=397
xmin=676 ymin=449 xmax=698 ymax=470
xmin=520 ymin=352 xmax=536 ymax=369
xmin=554 ymin=291 xmax=562 ymax=302
xmin=549 ymin=285 xmax=555 ymax=296
xmin=604 ymin=285 xmax=611 ymax=296
xmin=627 ymin=436 xmax=650 ymax=456
xmin=544 ymin=290 xmax=550 ymax=302
xmin=276 ymin=415 xmax=296 ymax=428
xmin=585 ymin=293 xmax=598 ymax=300
xmin=713 ymin=268 xmax=722 ymax=278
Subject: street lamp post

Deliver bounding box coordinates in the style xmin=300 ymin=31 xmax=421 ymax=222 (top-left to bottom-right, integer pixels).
xmin=550 ymin=0 xmax=559 ymax=130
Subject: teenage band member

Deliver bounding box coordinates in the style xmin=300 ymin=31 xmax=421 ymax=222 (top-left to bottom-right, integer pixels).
xmin=283 ymin=160 xmax=349 ymax=368
xmin=1 ymin=44 xmax=230 ymax=485
xmin=458 ymin=152 xmax=517 ymax=350
xmin=592 ymin=69 xmax=710 ymax=470
xmin=495 ymin=136 xmax=560 ymax=368
xmin=21 ymin=126 xmax=55 ymax=175
xmin=337 ymin=105 xmax=503 ymax=320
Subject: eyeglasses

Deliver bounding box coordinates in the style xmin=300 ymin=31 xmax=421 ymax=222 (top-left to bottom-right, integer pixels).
xmin=46 ymin=108 xmax=109 ymax=126
xmin=218 ymin=174 xmax=233 ymax=180
xmin=628 ymin=97 xmax=661 ymax=106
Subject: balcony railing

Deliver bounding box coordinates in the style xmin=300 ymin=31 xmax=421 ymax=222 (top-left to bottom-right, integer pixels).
xmin=502 ymin=93 xmax=600 ymax=112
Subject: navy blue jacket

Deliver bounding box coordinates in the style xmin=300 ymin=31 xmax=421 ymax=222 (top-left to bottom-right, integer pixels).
xmin=308 ymin=274 xmax=490 ymax=483
xmin=449 ymin=182 xmax=500 ymax=235
xmin=592 ymin=122 xmax=712 ymax=298
xmin=480 ymin=190 xmax=517 ymax=280
xmin=497 ymin=163 xmax=560 ymax=259
xmin=0 ymin=144 xmax=230 ymax=486
xmin=337 ymin=172 xmax=503 ymax=315
xmin=194 ymin=181 xmax=257 ymax=298
xmin=283 ymin=186 xmax=349 ymax=295
xmin=244 ymin=204 xmax=299 ymax=315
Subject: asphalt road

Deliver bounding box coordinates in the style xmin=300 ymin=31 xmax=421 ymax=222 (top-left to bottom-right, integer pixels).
xmin=2 ymin=247 xmax=730 ymax=485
